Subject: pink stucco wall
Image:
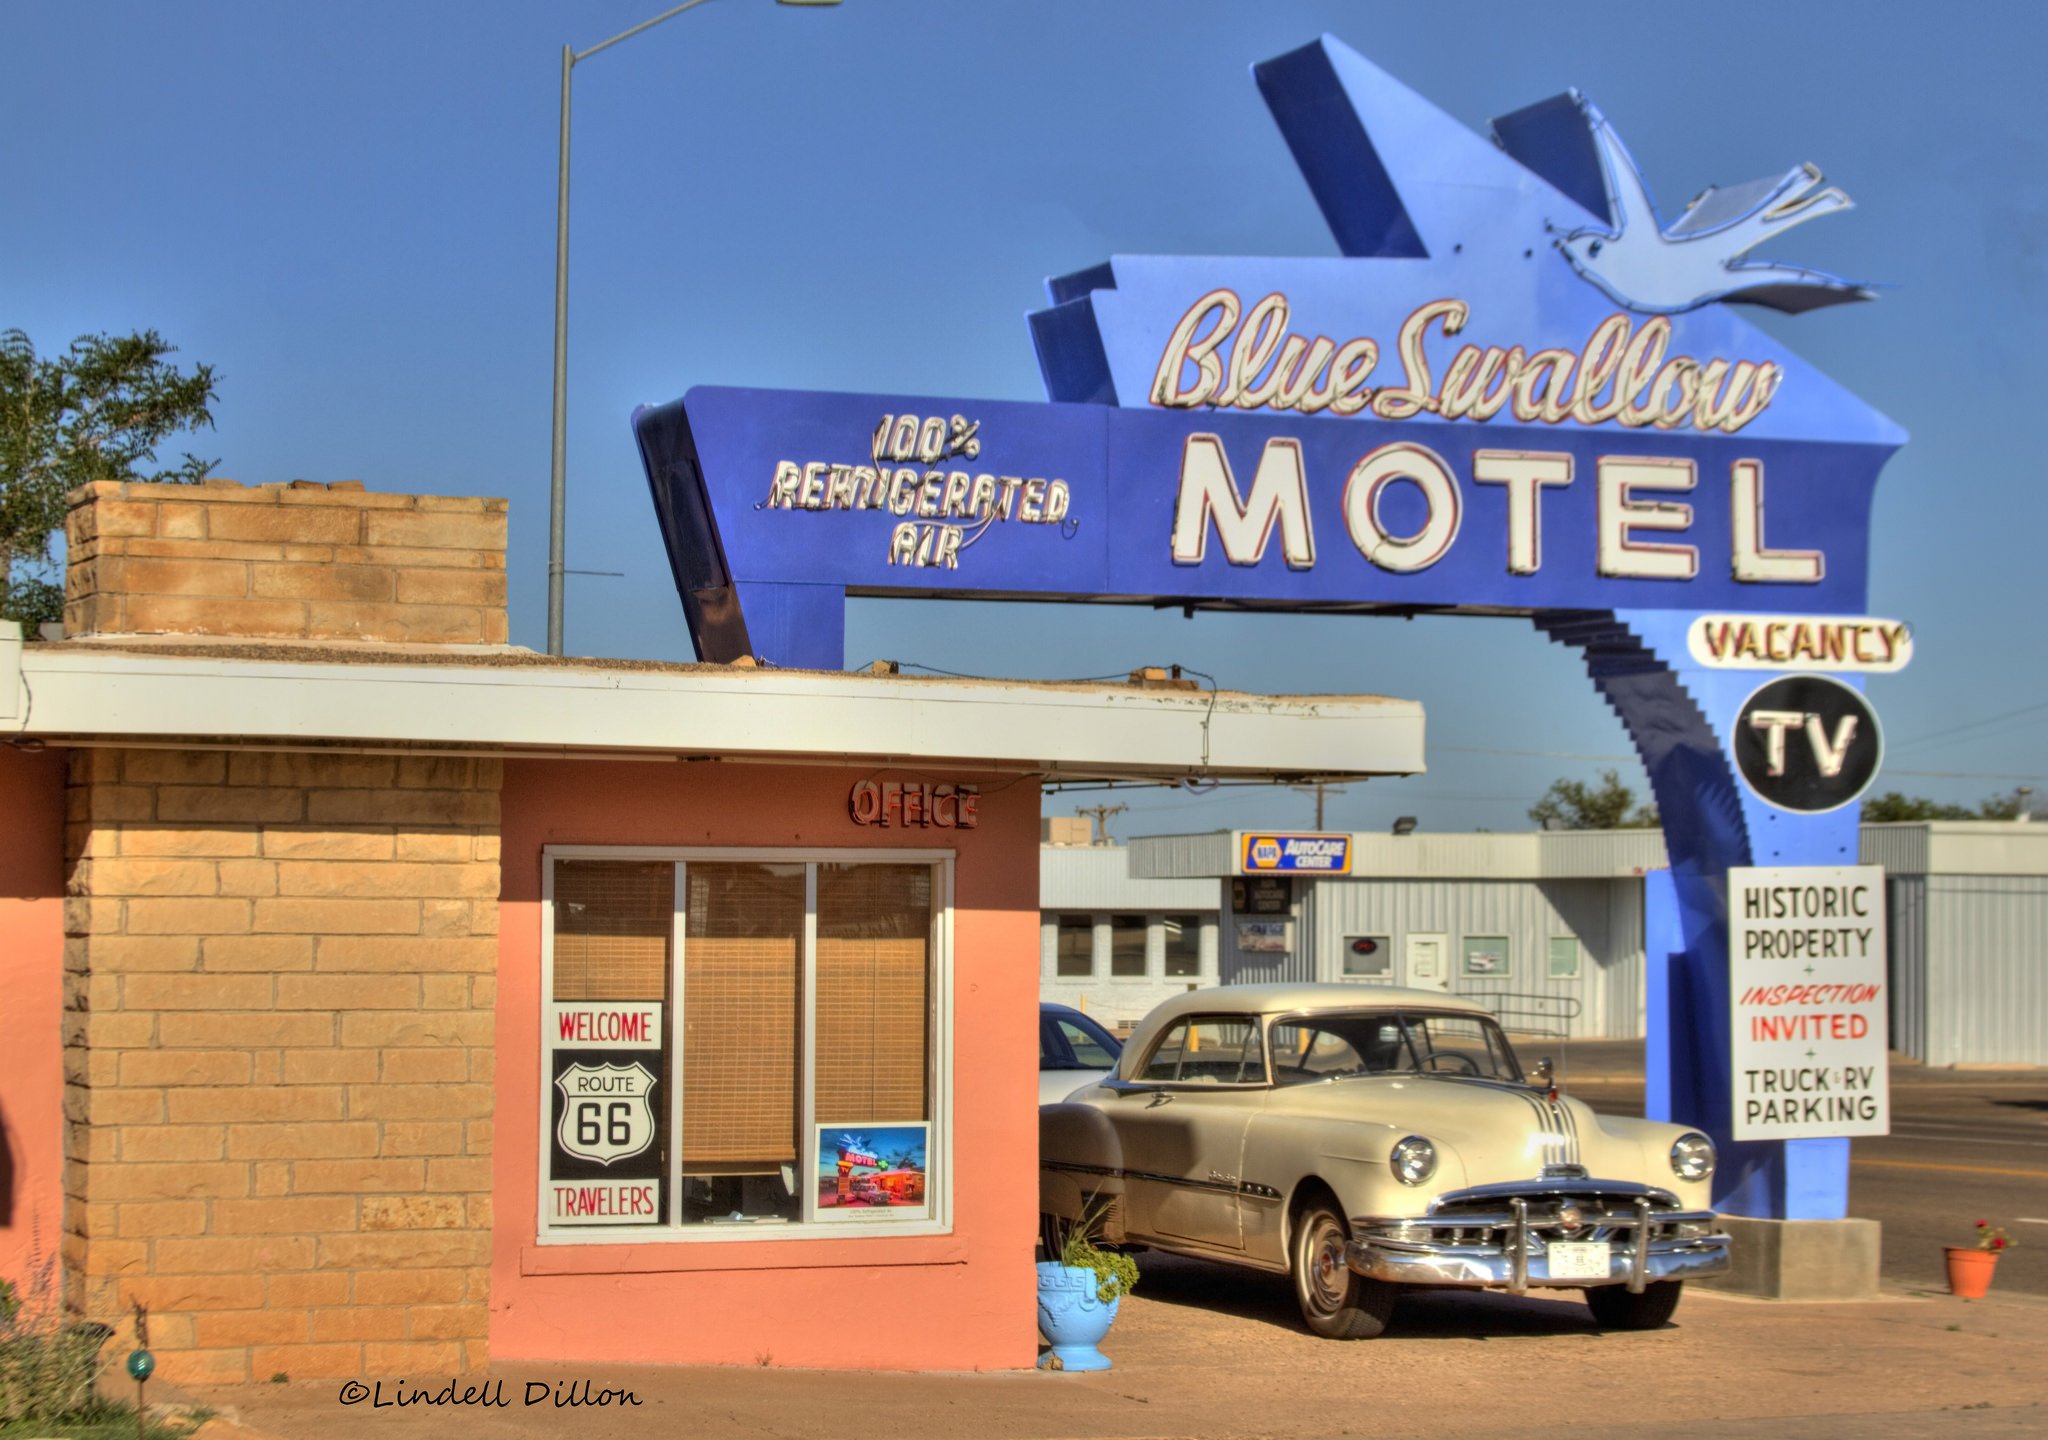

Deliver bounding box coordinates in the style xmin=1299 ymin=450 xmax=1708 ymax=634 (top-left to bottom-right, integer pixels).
xmin=0 ymin=746 xmax=66 ymax=1285
xmin=493 ymin=759 xmax=1041 ymax=1370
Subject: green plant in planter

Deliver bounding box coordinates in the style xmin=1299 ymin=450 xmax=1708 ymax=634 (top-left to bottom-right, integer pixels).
xmin=1046 ymin=1195 xmax=1139 ymax=1305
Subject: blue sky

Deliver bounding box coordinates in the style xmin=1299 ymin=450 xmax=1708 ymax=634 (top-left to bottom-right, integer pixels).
xmin=6 ymin=1 xmax=2042 ymax=836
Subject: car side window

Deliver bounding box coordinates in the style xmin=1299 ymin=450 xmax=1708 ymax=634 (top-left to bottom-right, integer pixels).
xmin=1271 ymin=1018 xmax=1412 ymax=1082
xmin=1139 ymin=1017 xmax=1264 ymax=1084
xmin=1271 ymin=1025 xmax=1362 ymax=1084
xmin=1057 ymin=1018 xmax=1117 ymax=1069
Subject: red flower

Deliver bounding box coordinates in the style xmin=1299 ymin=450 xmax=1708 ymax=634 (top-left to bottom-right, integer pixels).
xmin=1976 ymin=1220 xmax=1988 ymax=1228
xmin=1993 ymin=1237 xmax=2007 ymax=1249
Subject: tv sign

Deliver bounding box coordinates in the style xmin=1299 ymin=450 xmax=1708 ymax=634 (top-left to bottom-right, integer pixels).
xmin=1239 ymin=833 xmax=1352 ymax=874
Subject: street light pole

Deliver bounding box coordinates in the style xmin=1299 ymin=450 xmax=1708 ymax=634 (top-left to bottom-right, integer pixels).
xmin=547 ymin=0 xmax=841 ymax=657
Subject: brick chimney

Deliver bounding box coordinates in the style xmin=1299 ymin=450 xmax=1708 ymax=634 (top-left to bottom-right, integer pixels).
xmin=64 ymin=480 xmax=508 ymax=646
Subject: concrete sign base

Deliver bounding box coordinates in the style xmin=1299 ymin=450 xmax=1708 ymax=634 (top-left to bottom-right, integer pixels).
xmin=1701 ymin=1216 xmax=1881 ymax=1301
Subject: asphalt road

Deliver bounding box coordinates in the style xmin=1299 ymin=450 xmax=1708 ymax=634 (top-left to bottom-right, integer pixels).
xmin=1571 ymin=1069 xmax=2048 ymax=1297
xmin=1849 ymin=1082 xmax=2048 ymax=1296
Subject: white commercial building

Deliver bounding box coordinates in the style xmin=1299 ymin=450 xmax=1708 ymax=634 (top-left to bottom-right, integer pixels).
xmin=1038 ymin=821 xmax=2048 ymax=1066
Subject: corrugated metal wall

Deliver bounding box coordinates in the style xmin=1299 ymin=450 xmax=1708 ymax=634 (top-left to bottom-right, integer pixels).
xmin=1886 ymin=874 xmax=1928 ymax=1063
xmin=1924 ymin=874 xmax=2048 ymax=1067
xmin=1223 ymin=881 xmax=1314 ymax=985
xmin=1287 ymin=877 xmax=1645 ymax=1038
xmin=1040 ymin=845 xmax=1220 ymax=910
xmin=1127 ymin=832 xmax=1235 ymax=878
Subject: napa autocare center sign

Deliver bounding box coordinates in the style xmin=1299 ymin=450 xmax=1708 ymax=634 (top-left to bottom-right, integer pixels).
xmin=1239 ymin=832 xmax=1352 ymax=873
xmin=1729 ymin=867 xmax=1888 ymax=1139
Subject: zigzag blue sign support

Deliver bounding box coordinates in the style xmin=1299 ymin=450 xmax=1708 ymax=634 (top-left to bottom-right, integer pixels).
xmin=635 ymin=35 xmax=1906 ymax=1225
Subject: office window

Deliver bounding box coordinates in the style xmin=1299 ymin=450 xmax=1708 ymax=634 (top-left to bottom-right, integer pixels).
xmin=1342 ymin=935 xmax=1392 ymax=978
xmin=1162 ymin=914 xmax=1202 ymax=977
xmin=1055 ymin=914 xmax=1095 ymax=977
xmin=542 ymin=850 xmax=947 ymax=1242
xmin=1461 ymin=936 xmax=1510 ymax=978
xmin=1548 ymin=936 xmax=1582 ymax=979
xmin=1110 ymin=914 xmax=1148 ymax=977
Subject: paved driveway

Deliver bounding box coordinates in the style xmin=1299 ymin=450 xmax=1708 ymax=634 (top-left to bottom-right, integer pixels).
xmin=182 ymin=1269 xmax=2048 ymax=1440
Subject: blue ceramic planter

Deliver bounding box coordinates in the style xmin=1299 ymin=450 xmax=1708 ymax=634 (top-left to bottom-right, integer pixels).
xmin=1036 ymin=1261 xmax=1120 ymax=1371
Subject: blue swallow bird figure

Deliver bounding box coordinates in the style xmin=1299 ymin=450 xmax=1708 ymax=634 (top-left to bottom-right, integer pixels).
xmin=1553 ymin=96 xmax=1873 ymax=314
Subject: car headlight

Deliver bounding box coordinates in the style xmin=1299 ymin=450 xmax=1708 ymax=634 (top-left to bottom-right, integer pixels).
xmin=1390 ymin=1136 xmax=1437 ymax=1186
xmin=1670 ymin=1132 xmax=1715 ymax=1182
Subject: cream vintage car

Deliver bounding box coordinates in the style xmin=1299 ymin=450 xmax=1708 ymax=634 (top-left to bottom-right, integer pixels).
xmin=1040 ymin=984 xmax=1731 ymax=1338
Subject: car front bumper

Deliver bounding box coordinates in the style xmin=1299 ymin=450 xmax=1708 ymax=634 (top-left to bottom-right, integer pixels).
xmin=1346 ymin=1185 xmax=1732 ymax=1295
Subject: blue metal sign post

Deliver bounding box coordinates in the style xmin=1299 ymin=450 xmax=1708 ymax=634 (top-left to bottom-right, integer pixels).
xmin=636 ymin=36 xmax=1904 ymax=1241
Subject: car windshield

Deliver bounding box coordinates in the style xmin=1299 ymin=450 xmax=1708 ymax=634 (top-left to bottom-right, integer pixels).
xmin=1268 ymin=1011 xmax=1522 ymax=1085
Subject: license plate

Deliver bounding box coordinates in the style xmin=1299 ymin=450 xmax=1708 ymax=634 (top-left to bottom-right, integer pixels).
xmin=1548 ymin=1241 xmax=1612 ymax=1278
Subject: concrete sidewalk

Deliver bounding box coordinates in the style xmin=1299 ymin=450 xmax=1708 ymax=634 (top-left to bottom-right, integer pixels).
xmin=170 ymin=1261 xmax=2048 ymax=1440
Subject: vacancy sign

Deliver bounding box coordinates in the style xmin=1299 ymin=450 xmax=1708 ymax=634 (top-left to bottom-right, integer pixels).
xmin=1730 ymin=866 xmax=1888 ymax=1140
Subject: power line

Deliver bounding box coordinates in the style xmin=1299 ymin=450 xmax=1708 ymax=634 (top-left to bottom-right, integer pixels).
xmin=1885 ymin=698 xmax=2048 ymax=752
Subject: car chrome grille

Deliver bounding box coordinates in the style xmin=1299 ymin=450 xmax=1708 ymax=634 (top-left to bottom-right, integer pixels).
xmin=1364 ymin=1182 xmax=1713 ymax=1249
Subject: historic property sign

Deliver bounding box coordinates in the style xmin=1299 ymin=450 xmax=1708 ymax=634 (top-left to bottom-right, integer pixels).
xmin=1729 ymin=866 xmax=1889 ymax=1140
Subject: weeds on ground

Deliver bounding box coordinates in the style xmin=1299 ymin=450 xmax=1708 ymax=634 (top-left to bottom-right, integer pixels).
xmin=0 ymin=1246 xmax=199 ymax=1439
xmin=0 ymin=1247 xmax=109 ymax=1426
xmin=0 ymin=1403 xmax=209 ymax=1440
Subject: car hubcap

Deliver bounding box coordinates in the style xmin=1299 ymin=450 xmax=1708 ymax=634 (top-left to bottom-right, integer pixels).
xmin=1306 ymin=1222 xmax=1347 ymax=1312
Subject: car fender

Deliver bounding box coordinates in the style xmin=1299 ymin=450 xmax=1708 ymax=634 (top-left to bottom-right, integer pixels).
xmin=1239 ymin=1114 xmax=1474 ymax=1264
xmin=1580 ymin=1109 xmax=1716 ymax=1208
xmin=1039 ymin=1100 xmax=1127 ymax=1220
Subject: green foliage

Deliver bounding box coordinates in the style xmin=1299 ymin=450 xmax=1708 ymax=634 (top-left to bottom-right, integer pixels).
xmin=0 ymin=1409 xmax=208 ymax=1440
xmin=0 ymin=328 xmax=219 ymax=629
xmin=1044 ymin=1194 xmax=1139 ymax=1305
xmin=1972 ymin=1221 xmax=2016 ymax=1253
xmin=1862 ymin=790 xmax=2042 ymax=822
xmin=0 ymin=1256 xmax=109 ymax=1425
xmin=1528 ymin=770 xmax=1660 ymax=830
xmin=1861 ymin=791 xmax=1976 ymax=822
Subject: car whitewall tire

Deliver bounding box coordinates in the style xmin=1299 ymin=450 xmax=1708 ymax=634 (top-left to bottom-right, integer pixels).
xmin=1291 ymin=1200 xmax=1396 ymax=1339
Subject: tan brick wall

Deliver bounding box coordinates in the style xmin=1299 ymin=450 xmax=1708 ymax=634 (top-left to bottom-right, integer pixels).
xmin=63 ymin=748 xmax=500 ymax=1382
xmin=64 ymin=480 xmax=507 ymax=646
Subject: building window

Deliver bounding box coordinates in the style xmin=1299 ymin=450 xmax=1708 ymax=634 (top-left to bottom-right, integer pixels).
xmin=541 ymin=849 xmax=949 ymax=1243
xmin=1162 ymin=914 xmax=1202 ymax=977
xmin=1055 ymin=914 xmax=1095 ymax=977
xmin=1548 ymin=936 xmax=1582 ymax=979
xmin=1342 ymin=934 xmax=1392 ymax=978
xmin=1109 ymin=914 xmax=1147 ymax=977
xmin=1461 ymin=935 xmax=1510 ymax=978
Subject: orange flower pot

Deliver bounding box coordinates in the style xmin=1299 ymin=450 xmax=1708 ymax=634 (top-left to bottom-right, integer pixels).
xmin=1945 ymin=1246 xmax=1998 ymax=1299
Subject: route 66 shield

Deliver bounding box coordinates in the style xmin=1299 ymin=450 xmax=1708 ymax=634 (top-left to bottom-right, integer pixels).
xmin=554 ymin=1061 xmax=659 ymax=1166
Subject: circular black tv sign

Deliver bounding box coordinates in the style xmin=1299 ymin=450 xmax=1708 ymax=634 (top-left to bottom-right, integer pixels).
xmin=1732 ymin=674 xmax=1883 ymax=814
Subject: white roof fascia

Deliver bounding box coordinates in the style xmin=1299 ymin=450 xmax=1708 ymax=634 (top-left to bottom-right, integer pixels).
xmin=3 ymin=642 xmax=1425 ymax=783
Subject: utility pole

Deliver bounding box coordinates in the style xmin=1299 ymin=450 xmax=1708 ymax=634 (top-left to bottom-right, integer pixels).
xmin=1288 ymin=781 xmax=1347 ymax=830
xmin=1075 ymin=803 xmax=1128 ymax=846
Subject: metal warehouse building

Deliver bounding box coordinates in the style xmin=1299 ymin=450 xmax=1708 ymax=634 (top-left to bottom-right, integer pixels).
xmin=1040 ymin=822 xmax=2048 ymax=1066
